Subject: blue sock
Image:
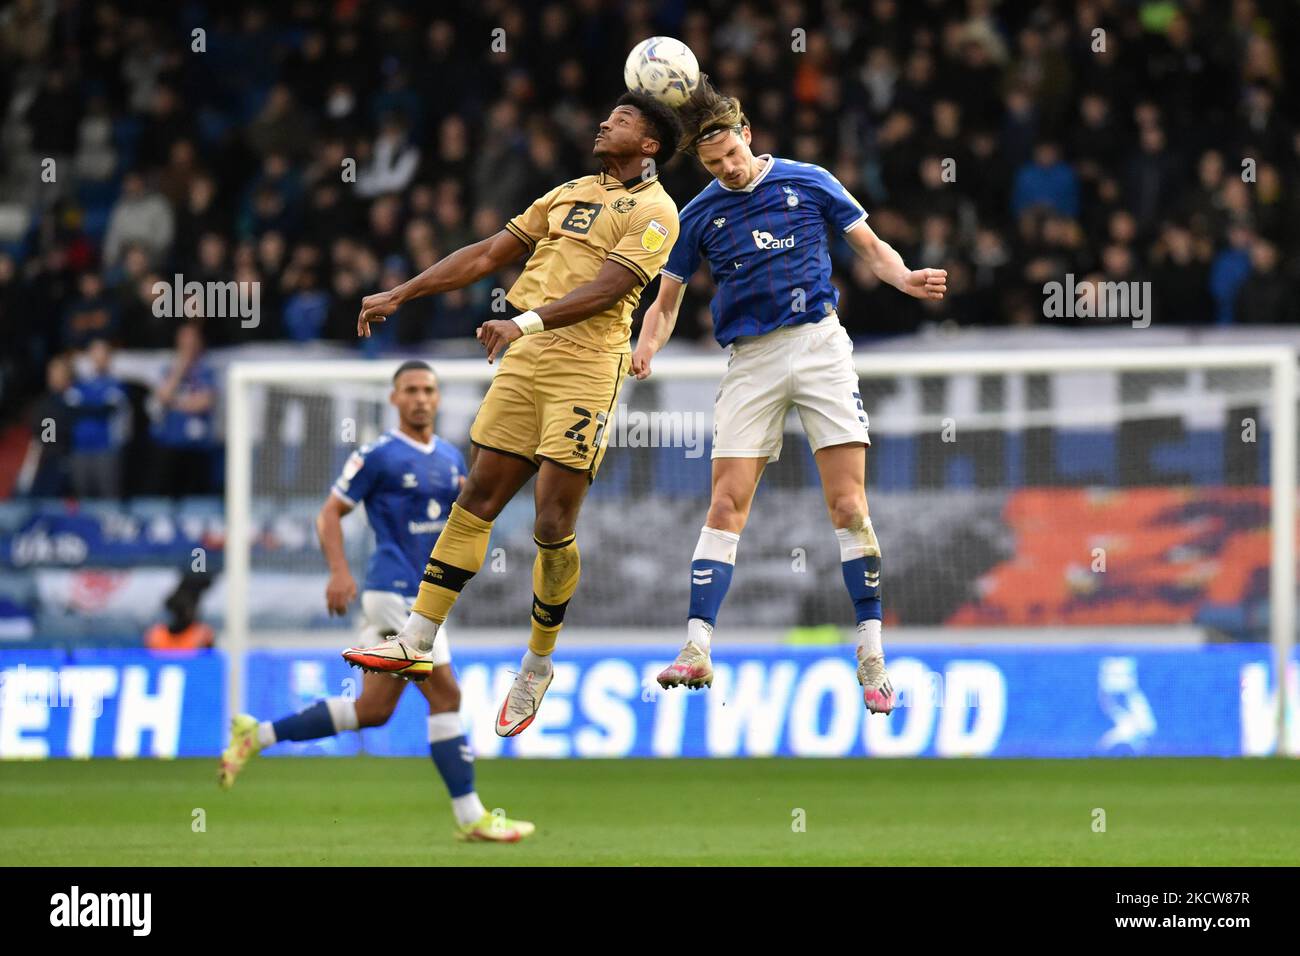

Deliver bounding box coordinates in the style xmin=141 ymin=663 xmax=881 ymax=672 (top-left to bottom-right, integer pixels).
xmin=271 ymin=700 xmax=337 ymax=742
xmin=689 ymin=560 xmax=735 ymax=625
xmin=835 ymin=523 xmax=882 ymax=624
xmin=840 ymin=554 xmax=882 ymax=623
xmin=428 ymin=714 xmax=475 ymax=798
xmin=688 ymin=527 xmax=740 ymax=627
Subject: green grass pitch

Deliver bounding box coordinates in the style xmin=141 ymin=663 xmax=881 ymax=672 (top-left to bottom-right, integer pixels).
xmin=3 ymin=757 xmax=1298 ymax=866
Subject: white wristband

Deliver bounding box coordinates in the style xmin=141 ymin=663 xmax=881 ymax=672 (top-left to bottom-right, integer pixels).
xmin=512 ymin=310 xmax=545 ymax=335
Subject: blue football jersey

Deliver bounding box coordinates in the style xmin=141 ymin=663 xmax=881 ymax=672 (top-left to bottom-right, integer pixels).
xmin=153 ymin=360 xmax=217 ymax=448
xmin=65 ymin=375 xmax=128 ymax=452
xmin=331 ymin=430 xmax=465 ymax=598
xmin=662 ymin=156 xmax=867 ymax=346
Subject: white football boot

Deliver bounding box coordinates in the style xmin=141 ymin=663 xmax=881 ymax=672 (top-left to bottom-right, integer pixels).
xmin=656 ymin=640 xmax=714 ymax=689
xmin=856 ymin=648 xmax=896 ymax=715
xmin=341 ymin=636 xmax=433 ymax=682
xmin=495 ymin=665 xmax=555 ymax=737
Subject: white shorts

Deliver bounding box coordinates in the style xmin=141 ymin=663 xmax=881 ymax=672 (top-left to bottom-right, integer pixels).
xmin=712 ymin=313 xmax=870 ymax=462
xmin=360 ymin=590 xmax=451 ymax=668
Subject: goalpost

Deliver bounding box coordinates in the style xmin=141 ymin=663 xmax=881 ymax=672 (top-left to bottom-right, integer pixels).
xmin=225 ymin=345 xmax=1297 ymax=753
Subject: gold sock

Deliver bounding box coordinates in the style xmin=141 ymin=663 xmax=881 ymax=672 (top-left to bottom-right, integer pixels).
xmin=412 ymin=503 xmax=493 ymax=624
xmin=528 ymin=533 xmax=580 ymax=656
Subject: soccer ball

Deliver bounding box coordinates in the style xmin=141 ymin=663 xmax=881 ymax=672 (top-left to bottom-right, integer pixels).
xmin=624 ymin=37 xmax=700 ymax=107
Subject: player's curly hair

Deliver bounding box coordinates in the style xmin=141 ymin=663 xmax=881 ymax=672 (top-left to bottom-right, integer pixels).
xmin=676 ymin=75 xmax=750 ymax=154
xmin=615 ymin=91 xmax=684 ymax=169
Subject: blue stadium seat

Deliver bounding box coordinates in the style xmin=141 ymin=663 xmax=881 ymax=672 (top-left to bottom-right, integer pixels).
xmin=111 ymin=117 xmax=141 ymax=170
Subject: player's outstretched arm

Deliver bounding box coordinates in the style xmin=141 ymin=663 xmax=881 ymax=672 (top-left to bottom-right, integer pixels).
xmin=631 ymin=274 xmax=686 ymax=379
xmin=316 ymin=493 xmax=357 ymax=615
xmin=357 ymin=229 xmax=530 ymax=337
xmin=476 ymin=258 xmax=642 ymax=363
xmin=845 ymin=221 xmax=947 ymax=301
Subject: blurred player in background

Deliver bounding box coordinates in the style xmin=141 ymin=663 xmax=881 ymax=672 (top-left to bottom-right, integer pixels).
xmin=633 ymin=79 xmax=947 ymax=713
xmin=344 ymin=94 xmax=682 ymax=738
xmin=219 ymin=360 xmax=533 ymax=843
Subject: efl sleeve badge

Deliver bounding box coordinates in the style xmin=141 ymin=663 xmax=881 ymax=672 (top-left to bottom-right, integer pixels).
xmin=641 ymin=219 xmax=669 ymax=252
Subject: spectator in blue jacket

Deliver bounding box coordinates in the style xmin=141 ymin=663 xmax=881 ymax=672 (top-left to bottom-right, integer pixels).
xmin=150 ymin=323 xmax=217 ymax=497
xmin=1012 ymin=141 xmax=1080 ymax=219
xmin=62 ymin=272 xmax=118 ymax=352
xmin=1209 ymin=223 xmax=1255 ymax=326
xmin=65 ymin=338 xmax=128 ymax=498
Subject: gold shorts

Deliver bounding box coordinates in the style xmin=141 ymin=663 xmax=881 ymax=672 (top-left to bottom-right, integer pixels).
xmin=469 ymin=331 xmax=629 ymax=480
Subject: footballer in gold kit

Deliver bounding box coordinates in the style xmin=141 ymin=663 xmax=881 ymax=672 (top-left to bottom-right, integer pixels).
xmin=345 ymin=92 xmax=682 ymax=738
xmin=480 ymin=166 xmax=675 ymax=477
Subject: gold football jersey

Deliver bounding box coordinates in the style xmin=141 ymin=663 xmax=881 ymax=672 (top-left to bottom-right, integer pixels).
xmin=503 ymin=170 xmax=679 ymax=353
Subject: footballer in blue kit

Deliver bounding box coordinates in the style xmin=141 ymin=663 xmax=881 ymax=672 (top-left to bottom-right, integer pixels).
xmin=659 ymin=152 xmax=868 ymax=347
xmin=219 ymin=361 xmax=534 ymax=842
xmin=331 ymin=413 xmax=464 ymax=599
xmin=633 ymin=79 xmax=948 ymax=712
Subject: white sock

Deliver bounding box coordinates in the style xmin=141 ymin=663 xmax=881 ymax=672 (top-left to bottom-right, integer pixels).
xmin=257 ymin=722 xmax=277 ymax=747
xmin=326 ymin=696 xmax=359 ymax=733
xmin=694 ymin=526 xmax=740 ymax=563
xmin=452 ymin=792 xmax=487 ymax=827
xmin=857 ymin=619 xmax=883 ymax=658
xmin=521 ymin=648 xmax=552 ymax=676
xmin=427 ymin=711 xmax=463 ymax=742
xmin=402 ymin=611 xmax=439 ymax=653
xmin=427 ymin=713 xmax=484 ymax=825
xmin=688 ymin=617 xmax=713 ymax=651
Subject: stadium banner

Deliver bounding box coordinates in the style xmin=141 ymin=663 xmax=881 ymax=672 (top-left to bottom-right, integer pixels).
xmin=2 ymin=645 xmax=1294 ymax=759
xmin=249 ymin=645 xmax=1298 ymax=759
xmin=0 ymin=650 xmax=224 ymax=759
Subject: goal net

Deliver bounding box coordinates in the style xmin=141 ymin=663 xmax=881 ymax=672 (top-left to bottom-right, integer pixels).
xmin=225 ymin=346 xmax=1297 ymax=735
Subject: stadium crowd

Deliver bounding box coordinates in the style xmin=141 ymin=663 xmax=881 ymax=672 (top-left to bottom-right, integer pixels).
xmin=1 ymin=0 xmax=1299 ymax=498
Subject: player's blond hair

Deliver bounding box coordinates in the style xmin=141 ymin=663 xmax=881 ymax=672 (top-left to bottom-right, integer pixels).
xmin=677 ymin=75 xmax=750 ymax=154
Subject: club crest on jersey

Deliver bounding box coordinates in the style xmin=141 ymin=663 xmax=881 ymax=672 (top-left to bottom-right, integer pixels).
xmin=712 ymin=217 xmax=726 ymax=229
xmin=782 ymin=185 xmax=800 ymax=207
xmin=612 ymin=197 xmax=637 ymax=213
xmin=641 ymin=219 xmax=669 ymax=252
